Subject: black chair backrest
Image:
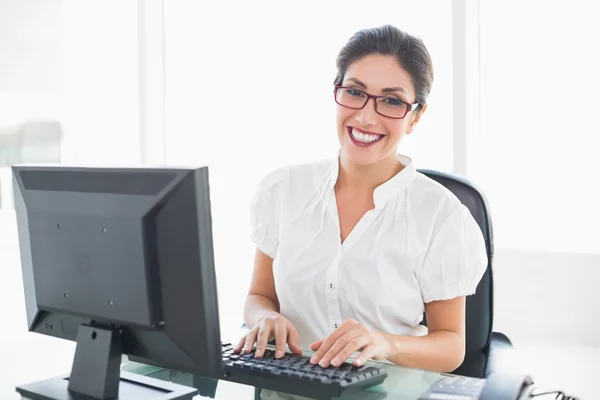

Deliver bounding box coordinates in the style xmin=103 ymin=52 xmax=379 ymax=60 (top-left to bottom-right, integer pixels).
xmin=418 ymin=169 xmax=494 ymax=354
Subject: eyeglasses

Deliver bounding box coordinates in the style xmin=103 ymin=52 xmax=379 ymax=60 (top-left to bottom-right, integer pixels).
xmin=333 ymin=85 xmax=420 ymax=119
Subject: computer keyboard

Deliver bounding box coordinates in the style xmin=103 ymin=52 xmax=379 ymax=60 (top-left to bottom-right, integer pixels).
xmin=221 ymin=343 xmax=388 ymax=399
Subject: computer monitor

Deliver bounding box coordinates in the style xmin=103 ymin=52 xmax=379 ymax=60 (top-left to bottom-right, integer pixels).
xmin=12 ymin=165 xmax=223 ymax=400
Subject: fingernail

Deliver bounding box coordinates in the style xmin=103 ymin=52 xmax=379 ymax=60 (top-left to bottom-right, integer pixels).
xmin=310 ymin=356 xmax=318 ymax=364
xmin=319 ymin=358 xmax=328 ymax=367
xmin=355 ymin=359 xmax=363 ymax=366
xmin=331 ymin=357 xmax=340 ymax=366
xmin=276 ymin=350 xmax=283 ymax=358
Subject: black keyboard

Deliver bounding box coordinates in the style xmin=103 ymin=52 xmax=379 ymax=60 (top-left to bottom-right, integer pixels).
xmin=221 ymin=343 xmax=388 ymax=399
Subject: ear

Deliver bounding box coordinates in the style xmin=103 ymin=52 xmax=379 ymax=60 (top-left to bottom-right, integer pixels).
xmin=405 ymin=104 xmax=427 ymax=135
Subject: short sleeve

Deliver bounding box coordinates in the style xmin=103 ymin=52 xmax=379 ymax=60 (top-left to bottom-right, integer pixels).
xmin=415 ymin=204 xmax=488 ymax=303
xmin=249 ymin=168 xmax=286 ymax=259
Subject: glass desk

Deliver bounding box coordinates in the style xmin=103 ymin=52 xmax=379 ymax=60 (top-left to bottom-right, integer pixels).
xmin=121 ymin=351 xmax=470 ymax=400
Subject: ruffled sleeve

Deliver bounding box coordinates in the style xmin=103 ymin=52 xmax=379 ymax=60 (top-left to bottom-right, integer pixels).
xmin=415 ymin=204 xmax=488 ymax=303
xmin=249 ymin=168 xmax=286 ymax=259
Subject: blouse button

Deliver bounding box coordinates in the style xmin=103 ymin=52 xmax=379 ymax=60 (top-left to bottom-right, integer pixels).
xmin=329 ymin=283 xmax=335 ymax=290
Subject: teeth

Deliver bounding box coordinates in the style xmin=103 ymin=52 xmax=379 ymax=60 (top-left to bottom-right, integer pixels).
xmin=351 ymin=129 xmax=381 ymax=143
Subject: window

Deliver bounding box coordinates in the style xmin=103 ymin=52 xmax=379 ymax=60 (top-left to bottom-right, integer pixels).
xmin=476 ymin=1 xmax=600 ymax=254
xmin=0 ymin=1 xmax=142 ymax=211
xmin=0 ymin=3 xmax=144 ymax=397
xmin=0 ymin=0 xmax=61 ymax=210
xmin=60 ymin=1 xmax=141 ymax=166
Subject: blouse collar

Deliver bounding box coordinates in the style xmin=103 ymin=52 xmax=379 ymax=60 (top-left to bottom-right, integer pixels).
xmin=329 ymin=150 xmax=417 ymax=209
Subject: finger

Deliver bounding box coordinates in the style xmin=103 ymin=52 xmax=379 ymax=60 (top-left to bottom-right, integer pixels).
xmin=310 ymin=323 xmax=354 ymax=364
xmin=330 ymin=336 xmax=371 ymax=367
xmin=233 ymin=336 xmax=246 ymax=353
xmin=287 ymin=326 xmax=303 ymax=355
xmin=354 ymin=344 xmax=377 ymax=367
xmin=319 ymin=330 xmax=363 ymax=368
xmin=310 ymin=339 xmax=324 ymax=352
xmin=255 ymin=325 xmax=272 ymax=358
xmin=242 ymin=328 xmax=259 ymax=354
xmin=274 ymin=321 xmax=287 ymax=358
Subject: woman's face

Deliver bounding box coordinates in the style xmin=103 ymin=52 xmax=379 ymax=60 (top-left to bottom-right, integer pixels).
xmin=336 ymin=54 xmax=425 ymax=167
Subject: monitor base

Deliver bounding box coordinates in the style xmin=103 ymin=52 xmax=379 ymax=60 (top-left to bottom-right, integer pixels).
xmin=16 ymin=371 xmax=197 ymax=400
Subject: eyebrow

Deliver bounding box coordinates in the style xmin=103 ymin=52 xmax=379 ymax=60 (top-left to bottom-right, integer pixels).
xmin=345 ymin=77 xmax=408 ymax=95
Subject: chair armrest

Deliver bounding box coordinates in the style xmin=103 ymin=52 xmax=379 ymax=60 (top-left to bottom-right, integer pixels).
xmin=485 ymin=331 xmax=528 ymax=378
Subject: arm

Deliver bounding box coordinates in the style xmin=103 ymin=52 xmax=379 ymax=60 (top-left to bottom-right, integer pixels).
xmin=243 ymin=248 xmax=281 ymax=328
xmin=235 ymin=248 xmax=302 ymax=357
xmin=382 ymin=296 xmax=466 ymax=372
xmin=311 ymin=204 xmax=482 ymax=371
xmin=383 ymin=203 xmax=483 ymax=372
xmin=310 ymin=296 xmax=466 ymax=373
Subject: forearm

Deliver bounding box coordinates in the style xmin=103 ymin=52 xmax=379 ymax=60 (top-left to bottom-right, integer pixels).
xmin=381 ymin=330 xmax=465 ymax=373
xmin=244 ymin=294 xmax=280 ymax=328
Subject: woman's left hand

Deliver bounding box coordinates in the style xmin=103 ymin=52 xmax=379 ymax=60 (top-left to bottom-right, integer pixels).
xmin=309 ymin=318 xmax=392 ymax=367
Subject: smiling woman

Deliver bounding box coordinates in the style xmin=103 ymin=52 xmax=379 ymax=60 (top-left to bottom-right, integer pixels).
xmin=162 ymin=1 xmax=456 ymax=342
xmin=234 ymin=25 xmax=487 ymax=374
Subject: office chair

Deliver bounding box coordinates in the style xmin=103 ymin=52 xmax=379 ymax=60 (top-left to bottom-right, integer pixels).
xmin=418 ymin=169 xmax=516 ymax=379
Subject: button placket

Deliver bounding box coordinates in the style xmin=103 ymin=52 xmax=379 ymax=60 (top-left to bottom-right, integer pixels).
xmin=325 ymin=249 xmax=343 ymax=332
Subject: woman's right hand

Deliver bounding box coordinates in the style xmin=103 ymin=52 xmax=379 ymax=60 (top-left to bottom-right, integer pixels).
xmin=233 ymin=314 xmax=303 ymax=359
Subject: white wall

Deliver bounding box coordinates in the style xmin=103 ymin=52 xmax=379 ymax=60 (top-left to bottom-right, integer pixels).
xmin=0 ymin=0 xmax=61 ymax=94
xmin=474 ymin=1 xmax=600 ymax=349
xmin=59 ymin=0 xmax=141 ymax=165
xmin=0 ymin=0 xmax=62 ymax=131
xmin=475 ymin=0 xmax=600 ymax=255
xmin=493 ymin=249 xmax=600 ymax=348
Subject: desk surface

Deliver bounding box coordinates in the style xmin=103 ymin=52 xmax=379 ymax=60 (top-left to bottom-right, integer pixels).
xmin=120 ymin=351 xmax=458 ymax=400
xmin=7 ymin=328 xmax=457 ymax=400
xmin=11 ymin=354 xmax=457 ymax=400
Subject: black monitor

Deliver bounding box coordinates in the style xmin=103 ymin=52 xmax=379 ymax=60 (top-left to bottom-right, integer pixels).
xmin=12 ymin=165 xmax=224 ymax=400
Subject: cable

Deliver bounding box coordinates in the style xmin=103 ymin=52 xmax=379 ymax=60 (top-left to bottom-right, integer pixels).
xmin=530 ymin=389 xmax=580 ymax=400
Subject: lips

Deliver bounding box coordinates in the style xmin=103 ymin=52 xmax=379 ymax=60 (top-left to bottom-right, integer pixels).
xmin=347 ymin=127 xmax=385 ymax=147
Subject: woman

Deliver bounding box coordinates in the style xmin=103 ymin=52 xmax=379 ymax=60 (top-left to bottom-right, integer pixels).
xmin=233 ymin=25 xmax=487 ymax=373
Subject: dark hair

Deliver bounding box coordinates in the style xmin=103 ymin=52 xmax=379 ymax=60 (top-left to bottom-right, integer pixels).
xmin=334 ymin=25 xmax=434 ymax=110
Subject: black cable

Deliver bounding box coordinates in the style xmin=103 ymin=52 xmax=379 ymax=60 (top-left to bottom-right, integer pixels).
xmin=530 ymin=389 xmax=580 ymax=400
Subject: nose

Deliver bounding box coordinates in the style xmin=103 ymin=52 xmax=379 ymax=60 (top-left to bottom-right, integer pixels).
xmin=355 ymin=98 xmax=378 ymax=126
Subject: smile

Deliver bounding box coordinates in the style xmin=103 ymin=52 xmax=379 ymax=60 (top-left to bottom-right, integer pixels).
xmin=347 ymin=127 xmax=385 ymax=147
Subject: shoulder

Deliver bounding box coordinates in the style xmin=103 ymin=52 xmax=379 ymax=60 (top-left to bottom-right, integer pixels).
xmin=256 ymin=158 xmax=333 ymax=193
xmin=406 ymin=171 xmax=468 ymax=232
xmin=410 ymin=171 xmax=463 ymax=211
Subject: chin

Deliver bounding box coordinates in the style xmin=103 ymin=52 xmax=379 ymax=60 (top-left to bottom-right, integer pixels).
xmin=341 ymin=145 xmax=383 ymax=167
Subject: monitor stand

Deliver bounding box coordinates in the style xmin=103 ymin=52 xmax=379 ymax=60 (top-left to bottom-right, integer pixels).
xmin=15 ymin=324 xmax=197 ymax=400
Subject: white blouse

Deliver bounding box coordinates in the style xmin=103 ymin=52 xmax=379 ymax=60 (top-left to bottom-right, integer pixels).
xmin=250 ymin=153 xmax=487 ymax=349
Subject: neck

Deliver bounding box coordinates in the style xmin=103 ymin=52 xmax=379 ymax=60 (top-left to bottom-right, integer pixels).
xmin=337 ymin=152 xmax=404 ymax=192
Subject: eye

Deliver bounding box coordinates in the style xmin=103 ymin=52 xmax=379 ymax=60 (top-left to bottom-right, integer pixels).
xmin=346 ymin=88 xmax=366 ymax=98
xmin=383 ymin=97 xmax=404 ymax=107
